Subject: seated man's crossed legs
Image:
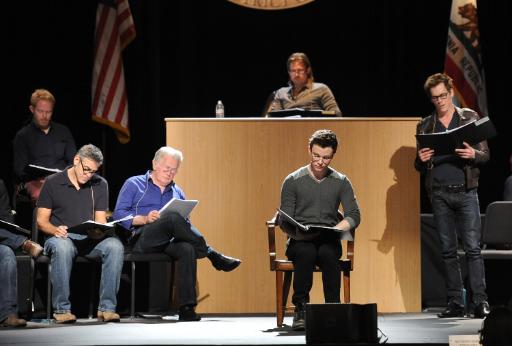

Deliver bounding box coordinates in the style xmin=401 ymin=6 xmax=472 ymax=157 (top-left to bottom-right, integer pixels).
xmin=132 ymin=211 xmax=241 ymax=321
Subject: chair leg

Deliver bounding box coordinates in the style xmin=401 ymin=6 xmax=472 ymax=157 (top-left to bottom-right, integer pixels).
xmin=283 ymin=271 xmax=292 ymax=310
xmin=342 ymin=270 xmax=350 ymax=303
xmin=88 ymin=265 xmax=97 ymax=319
xmin=169 ymin=261 xmax=176 ymax=310
xmin=47 ymin=263 xmax=52 ymax=320
xmin=130 ymin=261 xmax=136 ymax=319
xmin=276 ymin=271 xmax=284 ymax=327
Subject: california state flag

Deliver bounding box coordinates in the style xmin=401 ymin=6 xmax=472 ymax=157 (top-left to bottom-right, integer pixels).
xmin=444 ymin=0 xmax=488 ymax=117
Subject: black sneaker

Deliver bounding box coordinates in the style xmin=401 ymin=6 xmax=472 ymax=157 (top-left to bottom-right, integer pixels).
xmin=178 ymin=305 xmax=201 ymax=321
xmin=474 ymin=301 xmax=490 ymax=319
xmin=208 ymin=250 xmax=241 ymax=272
xmin=438 ymin=301 xmax=465 ymax=318
xmin=292 ymin=303 xmax=306 ymax=331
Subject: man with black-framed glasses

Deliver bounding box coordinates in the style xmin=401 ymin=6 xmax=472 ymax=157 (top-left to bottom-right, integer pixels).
xmin=36 ymin=144 xmax=124 ymax=324
xmin=415 ymin=73 xmax=490 ymax=319
xmin=278 ymin=129 xmax=361 ymax=330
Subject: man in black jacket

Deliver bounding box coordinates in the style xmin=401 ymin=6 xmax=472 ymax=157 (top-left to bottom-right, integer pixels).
xmin=415 ymin=73 xmax=489 ymax=319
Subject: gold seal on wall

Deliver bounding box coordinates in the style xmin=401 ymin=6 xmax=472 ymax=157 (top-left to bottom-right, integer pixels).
xmin=227 ymin=0 xmax=315 ymax=10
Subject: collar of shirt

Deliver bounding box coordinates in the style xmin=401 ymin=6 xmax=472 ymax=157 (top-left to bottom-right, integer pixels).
xmin=287 ymin=81 xmax=313 ymax=98
xmin=139 ymin=171 xmax=182 ymax=210
xmin=54 ymin=166 xmax=101 ymax=189
xmin=30 ymin=120 xmax=52 ymax=134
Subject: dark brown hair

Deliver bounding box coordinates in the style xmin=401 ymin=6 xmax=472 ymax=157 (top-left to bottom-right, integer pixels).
xmin=423 ymin=73 xmax=453 ymax=96
xmin=309 ymin=129 xmax=338 ymax=153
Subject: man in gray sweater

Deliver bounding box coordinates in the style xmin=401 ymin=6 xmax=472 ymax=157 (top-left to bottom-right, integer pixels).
xmin=279 ymin=129 xmax=361 ymax=330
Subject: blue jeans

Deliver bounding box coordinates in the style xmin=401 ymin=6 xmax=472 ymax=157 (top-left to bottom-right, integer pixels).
xmin=431 ymin=188 xmax=487 ymax=305
xmin=0 ymin=228 xmax=27 ymax=250
xmin=0 ymin=245 xmax=17 ymax=321
xmin=44 ymin=235 xmax=124 ymax=313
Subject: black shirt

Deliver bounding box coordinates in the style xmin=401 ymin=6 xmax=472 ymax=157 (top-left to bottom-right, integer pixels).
xmin=432 ymin=113 xmax=465 ymax=186
xmin=37 ymin=169 xmax=108 ymax=228
xmin=12 ymin=121 xmax=76 ymax=182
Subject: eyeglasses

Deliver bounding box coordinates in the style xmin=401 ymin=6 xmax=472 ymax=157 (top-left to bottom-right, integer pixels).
xmin=431 ymin=92 xmax=449 ymax=102
xmin=312 ymin=153 xmax=333 ymax=162
xmin=80 ymin=158 xmax=98 ymax=175
xmin=157 ymin=163 xmax=178 ymax=174
xmin=289 ymin=69 xmax=306 ymax=75
xmin=160 ymin=167 xmax=178 ymax=174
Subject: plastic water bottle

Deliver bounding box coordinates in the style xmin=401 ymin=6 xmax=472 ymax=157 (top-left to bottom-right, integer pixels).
xmin=215 ymin=100 xmax=224 ymax=118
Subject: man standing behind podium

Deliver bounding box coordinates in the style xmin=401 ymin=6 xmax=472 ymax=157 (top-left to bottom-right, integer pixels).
xmin=37 ymin=144 xmax=124 ymax=324
xmin=13 ymin=89 xmax=76 ymax=203
xmin=113 ymin=146 xmax=241 ymax=322
xmin=415 ymin=73 xmax=489 ymax=319
xmin=267 ymin=52 xmax=342 ymax=117
xmin=279 ymin=129 xmax=360 ymax=330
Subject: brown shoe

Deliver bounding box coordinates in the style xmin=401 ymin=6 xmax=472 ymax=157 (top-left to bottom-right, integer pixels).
xmin=1 ymin=314 xmax=27 ymax=327
xmin=53 ymin=312 xmax=77 ymax=324
xmin=21 ymin=240 xmax=43 ymax=258
xmin=97 ymin=311 xmax=120 ymax=322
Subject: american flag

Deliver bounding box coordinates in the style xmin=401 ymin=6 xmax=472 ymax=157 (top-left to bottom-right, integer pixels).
xmin=92 ymin=0 xmax=136 ymax=144
xmin=444 ymin=0 xmax=488 ymax=117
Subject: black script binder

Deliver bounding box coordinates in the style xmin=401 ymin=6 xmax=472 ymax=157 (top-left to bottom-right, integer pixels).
xmin=416 ymin=116 xmax=496 ymax=155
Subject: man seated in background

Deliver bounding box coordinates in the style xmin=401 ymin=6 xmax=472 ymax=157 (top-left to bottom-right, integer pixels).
xmin=267 ymin=52 xmax=342 ymax=117
xmin=113 ymin=146 xmax=241 ymax=322
xmin=12 ymin=88 xmax=76 ymax=204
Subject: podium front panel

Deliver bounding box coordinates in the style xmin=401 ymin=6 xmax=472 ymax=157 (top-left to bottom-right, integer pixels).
xmin=166 ymin=117 xmax=421 ymax=313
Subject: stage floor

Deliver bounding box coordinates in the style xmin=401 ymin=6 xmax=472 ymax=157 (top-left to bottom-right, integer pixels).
xmin=0 ymin=311 xmax=482 ymax=346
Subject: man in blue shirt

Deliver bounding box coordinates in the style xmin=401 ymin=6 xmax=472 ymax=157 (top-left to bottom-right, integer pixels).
xmin=113 ymin=146 xmax=241 ymax=321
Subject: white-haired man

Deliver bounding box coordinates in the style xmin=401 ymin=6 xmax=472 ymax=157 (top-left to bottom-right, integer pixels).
xmin=113 ymin=146 xmax=241 ymax=321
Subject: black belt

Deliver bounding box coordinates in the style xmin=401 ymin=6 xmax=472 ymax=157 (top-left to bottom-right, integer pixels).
xmin=433 ymin=184 xmax=466 ymax=193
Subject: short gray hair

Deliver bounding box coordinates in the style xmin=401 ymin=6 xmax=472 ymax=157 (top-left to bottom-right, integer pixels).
xmin=77 ymin=144 xmax=103 ymax=165
xmin=153 ymin=146 xmax=183 ymax=163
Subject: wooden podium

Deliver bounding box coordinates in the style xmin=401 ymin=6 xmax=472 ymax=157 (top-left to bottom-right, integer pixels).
xmin=166 ymin=117 xmax=421 ymax=313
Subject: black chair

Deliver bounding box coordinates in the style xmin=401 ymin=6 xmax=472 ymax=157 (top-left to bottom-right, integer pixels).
xmin=32 ymin=207 xmax=177 ymax=320
xmin=261 ymin=90 xmax=276 ymax=117
xmin=456 ymin=202 xmax=512 ymax=312
xmin=122 ymin=249 xmax=176 ymax=318
xmin=480 ymin=201 xmax=512 ymax=259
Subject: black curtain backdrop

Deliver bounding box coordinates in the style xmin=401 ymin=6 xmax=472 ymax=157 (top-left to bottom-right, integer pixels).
xmin=3 ymin=0 xmax=511 ymax=212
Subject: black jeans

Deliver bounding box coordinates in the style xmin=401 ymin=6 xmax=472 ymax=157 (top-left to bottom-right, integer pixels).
xmin=133 ymin=212 xmax=209 ymax=307
xmin=431 ymin=188 xmax=487 ymax=306
xmin=286 ymin=233 xmax=342 ymax=305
